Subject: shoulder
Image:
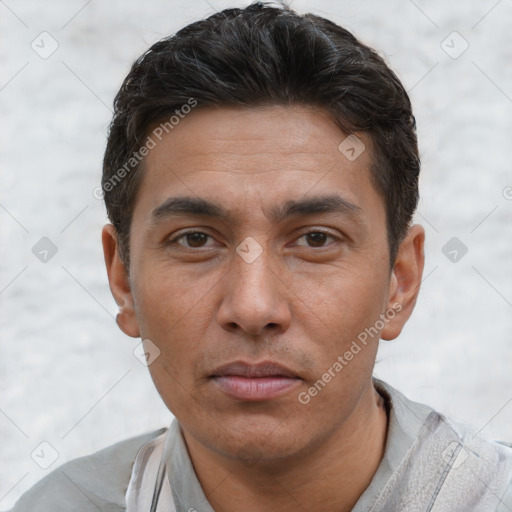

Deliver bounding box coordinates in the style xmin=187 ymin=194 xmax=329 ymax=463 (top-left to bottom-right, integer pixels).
xmin=9 ymin=428 xmax=167 ymax=512
xmin=374 ymin=379 xmax=512 ymax=510
xmin=494 ymin=441 xmax=512 ymax=511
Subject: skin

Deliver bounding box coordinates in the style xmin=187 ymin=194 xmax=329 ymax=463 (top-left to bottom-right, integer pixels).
xmin=102 ymin=105 xmax=425 ymax=511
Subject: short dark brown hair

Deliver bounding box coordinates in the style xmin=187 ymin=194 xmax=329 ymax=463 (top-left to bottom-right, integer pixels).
xmin=102 ymin=1 xmax=420 ymax=269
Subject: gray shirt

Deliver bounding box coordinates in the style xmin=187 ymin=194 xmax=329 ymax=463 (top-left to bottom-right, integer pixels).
xmin=9 ymin=379 xmax=512 ymax=511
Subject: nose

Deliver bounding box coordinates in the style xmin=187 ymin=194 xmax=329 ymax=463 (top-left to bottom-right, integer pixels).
xmin=216 ymin=247 xmax=292 ymax=337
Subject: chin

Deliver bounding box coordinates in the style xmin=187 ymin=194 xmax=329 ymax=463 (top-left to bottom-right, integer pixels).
xmin=201 ymin=418 xmax=312 ymax=464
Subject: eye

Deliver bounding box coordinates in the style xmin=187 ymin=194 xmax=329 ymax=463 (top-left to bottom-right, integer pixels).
xmin=171 ymin=231 xmax=216 ymax=249
xmin=295 ymin=231 xmax=339 ymax=248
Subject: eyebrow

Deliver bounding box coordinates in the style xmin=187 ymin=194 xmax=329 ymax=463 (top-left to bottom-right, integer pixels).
xmin=150 ymin=194 xmax=363 ymax=225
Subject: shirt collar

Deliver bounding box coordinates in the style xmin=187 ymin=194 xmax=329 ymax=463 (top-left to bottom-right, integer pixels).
xmin=163 ymin=378 xmax=435 ymax=512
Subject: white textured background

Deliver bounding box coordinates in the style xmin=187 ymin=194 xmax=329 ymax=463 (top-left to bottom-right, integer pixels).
xmin=1 ymin=0 xmax=512 ymax=509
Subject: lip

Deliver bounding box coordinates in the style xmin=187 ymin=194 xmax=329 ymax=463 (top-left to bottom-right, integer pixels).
xmin=210 ymin=361 xmax=302 ymax=401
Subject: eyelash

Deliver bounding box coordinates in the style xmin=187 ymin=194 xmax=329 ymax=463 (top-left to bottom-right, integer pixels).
xmin=167 ymin=229 xmax=341 ymax=249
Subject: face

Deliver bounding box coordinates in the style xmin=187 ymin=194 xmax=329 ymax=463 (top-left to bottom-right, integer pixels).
xmin=103 ymin=105 xmax=424 ymax=463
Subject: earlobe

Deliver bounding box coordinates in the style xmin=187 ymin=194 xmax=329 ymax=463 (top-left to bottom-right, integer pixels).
xmin=381 ymin=224 xmax=425 ymax=341
xmin=101 ymin=224 xmax=141 ymax=338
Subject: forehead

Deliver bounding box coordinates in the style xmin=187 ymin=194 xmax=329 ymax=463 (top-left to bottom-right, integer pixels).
xmin=133 ymin=105 xmax=382 ymax=224
xmin=145 ymin=105 xmax=367 ymax=170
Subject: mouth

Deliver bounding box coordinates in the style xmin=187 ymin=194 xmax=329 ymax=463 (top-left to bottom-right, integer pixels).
xmin=210 ymin=361 xmax=302 ymax=402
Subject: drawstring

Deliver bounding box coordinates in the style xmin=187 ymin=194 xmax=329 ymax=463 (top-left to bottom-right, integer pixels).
xmin=149 ymin=459 xmax=167 ymax=512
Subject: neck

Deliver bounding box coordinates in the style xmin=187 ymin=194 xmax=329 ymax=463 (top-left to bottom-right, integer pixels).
xmin=182 ymin=381 xmax=389 ymax=512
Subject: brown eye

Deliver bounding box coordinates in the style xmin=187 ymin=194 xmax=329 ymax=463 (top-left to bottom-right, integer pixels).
xmin=295 ymin=231 xmax=337 ymax=248
xmin=185 ymin=233 xmax=208 ymax=247
xmin=171 ymin=231 xmax=215 ymax=249
xmin=306 ymin=232 xmax=328 ymax=247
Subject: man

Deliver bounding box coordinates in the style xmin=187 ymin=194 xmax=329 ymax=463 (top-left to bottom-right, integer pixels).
xmin=11 ymin=2 xmax=512 ymax=511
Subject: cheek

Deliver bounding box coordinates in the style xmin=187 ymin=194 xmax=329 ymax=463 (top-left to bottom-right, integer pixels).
xmin=131 ymin=269 xmax=217 ymax=384
xmin=136 ymin=273 xmax=211 ymax=413
xmin=133 ymin=264 xmax=210 ymax=329
xmin=292 ymin=271 xmax=386 ymax=416
xmin=294 ymin=265 xmax=389 ymax=347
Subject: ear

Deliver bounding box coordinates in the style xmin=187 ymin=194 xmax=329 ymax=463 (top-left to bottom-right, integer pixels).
xmin=381 ymin=224 xmax=425 ymax=341
xmin=102 ymin=224 xmax=140 ymax=338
